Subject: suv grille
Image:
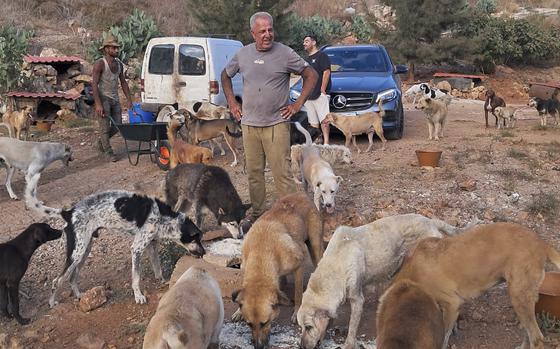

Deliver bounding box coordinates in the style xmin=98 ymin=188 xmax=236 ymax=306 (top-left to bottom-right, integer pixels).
xmin=329 ymin=92 xmax=376 ymax=112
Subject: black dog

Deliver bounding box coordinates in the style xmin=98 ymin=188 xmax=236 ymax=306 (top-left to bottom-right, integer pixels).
xmin=0 ymin=223 xmax=62 ymax=324
xmin=290 ymin=117 xmax=322 ymax=145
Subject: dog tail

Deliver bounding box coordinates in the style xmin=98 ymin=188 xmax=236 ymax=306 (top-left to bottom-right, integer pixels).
xmin=0 ymin=122 xmax=12 ymax=137
xmin=294 ymin=121 xmax=312 ymax=145
xmin=226 ymin=122 xmax=242 ymax=138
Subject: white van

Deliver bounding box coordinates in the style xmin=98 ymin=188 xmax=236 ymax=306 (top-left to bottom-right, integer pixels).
xmin=141 ymin=37 xmax=243 ymax=113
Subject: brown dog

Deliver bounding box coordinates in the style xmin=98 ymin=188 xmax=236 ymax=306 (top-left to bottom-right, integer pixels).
xmin=484 ymin=89 xmax=506 ymax=128
xmin=232 ymin=192 xmax=323 ymax=349
xmin=2 ymin=105 xmax=33 ymax=140
xmin=394 ymin=222 xmax=560 ymax=349
xmin=167 ymin=119 xmax=213 ymax=169
xmin=376 ymin=279 xmax=445 ymax=349
xmin=324 ymin=101 xmax=386 ymax=153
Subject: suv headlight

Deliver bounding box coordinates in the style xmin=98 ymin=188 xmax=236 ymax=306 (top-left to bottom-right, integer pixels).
xmin=289 ymin=89 xmax=301 ymax=102
xmin=377 ymin=89 xmax=398 ymax=103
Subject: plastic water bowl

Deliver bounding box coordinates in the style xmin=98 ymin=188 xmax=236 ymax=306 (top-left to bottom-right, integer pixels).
xmin=536 ymin=272 xmax=560 ymax=318
xmin=415 ymin=150 xmax=443 ymax=167
xmin=128 ymin=103 xmax=155 ymax=123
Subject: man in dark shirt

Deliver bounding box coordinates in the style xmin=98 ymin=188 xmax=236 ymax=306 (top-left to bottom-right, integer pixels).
xmin=303 ymin=34 xmax=331 ymax=144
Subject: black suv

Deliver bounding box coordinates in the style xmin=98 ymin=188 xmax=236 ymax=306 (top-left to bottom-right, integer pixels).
xmin=290 ymin=44 xmax=408 ymax=139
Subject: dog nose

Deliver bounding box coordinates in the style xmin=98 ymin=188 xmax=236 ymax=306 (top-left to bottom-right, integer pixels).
xmin=325 ymin=203 xmax=332 ymax=208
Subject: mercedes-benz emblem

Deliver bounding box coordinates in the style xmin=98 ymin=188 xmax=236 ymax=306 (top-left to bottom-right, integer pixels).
xmin=332 ymin=95 xmax=347 ymax=109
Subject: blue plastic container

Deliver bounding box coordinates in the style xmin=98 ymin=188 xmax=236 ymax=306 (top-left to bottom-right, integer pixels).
xmin=128 ymin=103 xmax=155 ymax=123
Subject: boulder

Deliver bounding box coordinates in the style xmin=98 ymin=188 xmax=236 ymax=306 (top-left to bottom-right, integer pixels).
xmin=78 ymin=286 xmax=107 ymax=312
xmin=436 ymin=80 xmax=452 ymax=92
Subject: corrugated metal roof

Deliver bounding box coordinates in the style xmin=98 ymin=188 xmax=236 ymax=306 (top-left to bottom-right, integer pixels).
xmin=529 ymin=81 xmax=560 ymax=89
xmin=433 ymin=72 xmax=486 ymax=80
xmin=6 ymin=91 xmax=81 ymax=100
xmin=23 ymin=55 xmax=83 ymax=64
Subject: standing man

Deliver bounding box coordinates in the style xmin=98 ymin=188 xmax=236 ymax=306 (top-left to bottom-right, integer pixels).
xmin=221 ymin=11 xmax=318 ymax=232
xmin=92 ymin=34 xmax=133 ymax=162
xmin=303 ymin=34 xmax=331 ymax=144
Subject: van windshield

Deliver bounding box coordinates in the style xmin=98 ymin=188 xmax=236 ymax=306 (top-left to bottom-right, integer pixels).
xmin=325 ymin=48 xmax=388 ymax=73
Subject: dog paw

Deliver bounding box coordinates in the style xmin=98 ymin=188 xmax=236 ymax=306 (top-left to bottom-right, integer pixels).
xmin=134 ymin=293 xmax=147 ymax=304
xmin=48 ymin=299 xmax=58 ymax=308
xmin=231 ymin=308 xmax=243 ymax=322
xmin=230 ymin=161 xmax=238 ymax=167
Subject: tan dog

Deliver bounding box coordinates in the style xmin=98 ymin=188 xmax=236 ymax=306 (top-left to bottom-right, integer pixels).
xmin=143 ymin=267 xmax=223 ymax=349
xmin=2 ymin=105 xmax=33 ymax=140
xmin=290 ymin=143 xmax=352 ymax=184
xmin=193 ymin=101 xmax=232 ymax=120
xmin=415 ymin=97 xmax=450 ymax=140
xmin=184 ymin=116 xmax=242 ymax=167
xmin=376 ymin=279 xmax=445 ymax=349
xmin=394 ymin=222 xmax=560 ymax=349
xmin=494 ymin=106 xmax=517 ymax=129
xmin=232 ymin=192 xmax=323 ymax=349
xmin=167 ymin=119 xmax=213 ymax=169
xmin=324 ymin=101 xmax=386 ymax=153
xmin=55 ymin=108 xmax=79 ymax=122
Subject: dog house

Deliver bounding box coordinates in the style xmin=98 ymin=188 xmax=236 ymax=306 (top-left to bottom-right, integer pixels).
xmin=432 ymin=72 xmax=486 ymax=91
xmin=529 ymin=81 xmax=560 ymax=100
xmin=6 ymin=55 xmax=93 ymax=120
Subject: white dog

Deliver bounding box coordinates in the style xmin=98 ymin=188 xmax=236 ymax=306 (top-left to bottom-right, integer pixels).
xmin=297 ymin=214 xmax=460 ymax=349
xmin=0 ymin=138 xmax=72 ymax=216
xmin=415 ymin=97 xmax=451 ymax=140
xmin=405 ymin=83 xmax=448 ymax=104
xmin=295 ymin=122 xmax=342 ymax=213
xmin=494 ymin=106 xmax=517 ymax=129
xmin=290 ymin=144 xmax=352 ymax=183
xmin=143 ymin=267 xmax=223 ymax=349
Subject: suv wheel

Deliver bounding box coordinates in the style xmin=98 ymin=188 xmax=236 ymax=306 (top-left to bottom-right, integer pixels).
xmin=385 ymin=104 xmax=404 ymax=140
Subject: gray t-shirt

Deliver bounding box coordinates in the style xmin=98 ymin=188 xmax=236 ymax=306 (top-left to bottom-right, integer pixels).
xmin=225 ymin=42 xmax=308 ymax=127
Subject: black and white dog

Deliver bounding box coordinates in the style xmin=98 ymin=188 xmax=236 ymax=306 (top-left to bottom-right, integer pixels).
xmin=49 ymin=190 xmax=205 ymax=307
xmin=164 ymin=164 xmax=251 ymax=238
xmin=405 ymin=83 xmax=449 ymax=104
xmin=528 ymin=96 xmax=560 ymax=127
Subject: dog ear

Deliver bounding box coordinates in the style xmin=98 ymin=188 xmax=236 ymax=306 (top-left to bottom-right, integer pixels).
xmin=218 ymin=207 xmax=225 ymax=215
xmin=232 ymin=289 xmax=244 ymax=304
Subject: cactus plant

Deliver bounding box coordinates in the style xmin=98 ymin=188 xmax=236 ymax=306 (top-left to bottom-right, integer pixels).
xmin=0 ymin=26 xmax=34 ymax=94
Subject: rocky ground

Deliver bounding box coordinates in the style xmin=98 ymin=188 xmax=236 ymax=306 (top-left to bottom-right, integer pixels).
xmin=1 ymin=98 xmax=560 ymax=348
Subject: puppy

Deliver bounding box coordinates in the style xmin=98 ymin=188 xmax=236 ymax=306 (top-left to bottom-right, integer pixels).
xmin=55 ymin=108 xmax=79 ymax=121
xmin=232 ymin=192 xmax=323 ymax=349
xmin=295 ymin=122 xmax=342 ymax=213
xmin=143 ymin=267 xmax=223 ymax=349
xmin=0 ymin=138 xmax=73 ymax=216
xmin=0 ymin=223 xmax=62 ymax=324
xmin=325 ymin=100 xmax=386 ymax=153
xmin=192 ymin=101 xmax=232 ymax=120
xmin=415 ymin=97 xmax=450 ymax=140
xmin=528 ymin=96 xmax=560 ymax=127
xmin=2 ymin=105 xmax=33 ymax=140
xmin=49 ymin=190 xmax=205 ymax=306
xmin=376 ymin=279 xmax=445 ymax=349
xmin=290 ymin=144 xmax=352 ymax=183
xmin=494 ymin=106 xmax=517 ymax=129
xmin=484 ymin=89 xmax=506 ymax=128
xmin=297 ymin=214 xmax=458 ymax=349
xmin=167 ymin=119 xmax=213 ymax=169
xmin=395 ymin=222 xmax=560 ymax=349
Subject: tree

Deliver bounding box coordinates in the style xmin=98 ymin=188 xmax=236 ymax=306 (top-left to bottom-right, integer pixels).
xmin=186 ymin=0 xmax=292 ymax=44
xmin=379 ymin=0 xmax=468 ymax=80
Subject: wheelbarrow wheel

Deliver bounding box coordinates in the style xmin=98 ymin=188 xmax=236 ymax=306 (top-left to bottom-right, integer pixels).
xmin=156 ymin=140 xmax=171 ymax=171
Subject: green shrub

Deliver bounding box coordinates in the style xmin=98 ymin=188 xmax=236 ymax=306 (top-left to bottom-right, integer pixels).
xmin=0 ymin=26 xmax=34 ymax=94
xmin=350 ymin=15 xmax=373 ymax=42
xmin=88 ymin=9 xmax=160 ymax=63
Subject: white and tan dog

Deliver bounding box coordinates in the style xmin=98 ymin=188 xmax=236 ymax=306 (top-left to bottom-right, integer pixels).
xmin=143 ymin=267 xmax=223 ymax=349
xmin=415 ymin=97 xmax=451 ymax=140
xmin=297 ymin=214 xmax=459 ymax=349
xmin=494 ymin=106 xmax=517 ymax=129
xmin=294 ymin=122 xmax=342 ymax=213
xmin=192 ymin=101 xmax=232 ymax=120
xmin=290 ymin=143 xmax=352 ymax=183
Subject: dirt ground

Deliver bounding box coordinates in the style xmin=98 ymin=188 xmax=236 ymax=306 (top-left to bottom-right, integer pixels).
xmin=1 ymin=98 xmax=560 ymax=349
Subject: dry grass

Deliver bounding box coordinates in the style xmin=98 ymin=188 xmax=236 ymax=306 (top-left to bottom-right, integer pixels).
xmin=527 ymin=191 xmax=559 ymax=220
